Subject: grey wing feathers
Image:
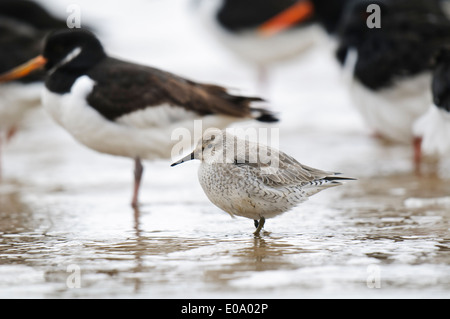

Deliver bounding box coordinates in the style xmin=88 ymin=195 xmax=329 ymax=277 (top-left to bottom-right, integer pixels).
xmin=234 ymin=145 xmax=350 ymax=188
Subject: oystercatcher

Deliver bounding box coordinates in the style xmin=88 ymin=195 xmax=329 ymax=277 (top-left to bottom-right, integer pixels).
xmin=0 ymin=29 xmax=278 ymax=207
xmin=0 ymin=19 xmax=42 ymax=143
xmin=257 ymin=0 xmax=352 ymax=37
xmin=0 ymin=0 xmax=67 ymax=30
xmin=335 ymin=0 xmax=450 ymax=168
xmin=0 ymin=0 xmax=67 ymax=178
xmin=256 ymin=0 xmax=450 ymax=169
xmin=194 ymin=0 xmax=323 ymax=93
xmin=413 ymin=46 xmax=450 ymax=161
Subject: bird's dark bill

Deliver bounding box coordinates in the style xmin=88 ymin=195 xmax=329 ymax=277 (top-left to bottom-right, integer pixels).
xmin=258 ymin=0 xmax=314 ymax=37
xmin=171 ymin=152 xmax=195 ymax=167
xmin=0 ymin=55 xmax=47 ymax=83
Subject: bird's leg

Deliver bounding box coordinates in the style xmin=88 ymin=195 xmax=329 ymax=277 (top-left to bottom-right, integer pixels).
xmin=6 ymin=125 xmax=17 ymax=142
xmin=253 ymin=216 xmax=265 ymax=236
xmin=0 ymin=127 xmax=18 ymax=182
xmin=131 ymin=157 xmax=144 ymax=208
xmin=132 ymin=205 xmax=141 ymax=231
xmin=413 ymin=136 xmax=422 ymax=175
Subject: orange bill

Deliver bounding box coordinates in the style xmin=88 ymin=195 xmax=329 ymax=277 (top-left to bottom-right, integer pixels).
xmin=0 ymin=55 xmax=47 ymax=83
xmin=258 ymin=0 xmax=315 ymax=37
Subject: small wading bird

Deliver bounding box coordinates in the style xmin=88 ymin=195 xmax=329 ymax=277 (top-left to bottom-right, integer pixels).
xmin=171 ymin=129 xmax=354 ymax=235
xmin=0 ymin=29 xmax=278 ymax=207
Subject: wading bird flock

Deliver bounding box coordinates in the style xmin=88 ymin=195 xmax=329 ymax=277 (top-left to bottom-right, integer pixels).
xmin=0 ymin=0 xmax=449 ymax=235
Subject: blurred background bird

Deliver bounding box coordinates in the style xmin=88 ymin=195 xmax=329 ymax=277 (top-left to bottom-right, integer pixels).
xmin=258 ymin=0 xmax=450 ymax=172
xmin=193 ymin=0 xmax=346 ymax=95
xmin=0 ymin=0 xmax=67 ymax=179
xmin=413 ymin=45 xmax=450 ymax=165
xmin=0 ymin=29 xmax=278 ymax=207
xmin=335 ymin=0 xmax=450 ymax=170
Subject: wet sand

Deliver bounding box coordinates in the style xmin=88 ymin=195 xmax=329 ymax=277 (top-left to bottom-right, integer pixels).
xmin=1 ymin=107 xmax=449 ymax=298
xmin=0 ymin=0 xmax=449 ymax=299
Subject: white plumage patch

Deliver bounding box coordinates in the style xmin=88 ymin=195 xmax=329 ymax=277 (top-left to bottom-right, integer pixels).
xmin=349 ymin=72 xmax=432 ymax=144
xmin=195 ymin=0 xmax=326 ymax=66
xmin=213 ymin=25 xmax=326 ymax=66
xmin=413 ymin=104 xmax=450 ymax=156
xmin=48 ymin=47 xmax=82 ymax=76
xmin=341 ymin=49 xmax=432 ymax=144
xmin=0 ymin=82 xmax=43 ymax=131
xmin=116 ymin=104 xmax=199 ymax=129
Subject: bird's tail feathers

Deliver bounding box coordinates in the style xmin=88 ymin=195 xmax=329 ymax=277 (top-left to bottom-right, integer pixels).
xmin=323 ymin=174 xmax=357 ymax=182
xmin=250 ymin=107 xmax=279 ymax=123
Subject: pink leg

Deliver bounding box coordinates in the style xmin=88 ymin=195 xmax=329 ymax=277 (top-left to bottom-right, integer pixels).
xmin=413 ymin=136 xmax=422 ymax=175
xmin=6 ymin=125 xmax=17 ymax=142
xmin=131 ymin=157 xmax=144 ymax=208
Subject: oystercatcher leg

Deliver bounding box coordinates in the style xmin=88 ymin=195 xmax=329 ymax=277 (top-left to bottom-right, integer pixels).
xmin=132 ymin=157 xmax=144 ymax=208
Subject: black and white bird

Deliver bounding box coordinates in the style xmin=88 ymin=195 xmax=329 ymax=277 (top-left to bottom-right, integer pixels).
xmin=335 ymin=0 xmax=450 ymax=167
xmin=0 ymin=19 xmax=43 ymax=144
xmin=413 ymin=46 xmax=450 ymax=159
xmin=0 ymin=29 xmax=278 ymax=207
xmin=193 ymin=0 xmax=324 ymax=93
xmin=197 ymin=0 xmax=352 ymax=93
xmin=257 ymin=0 xmax=352 ymax=37
xmin=254 ymin=0 xmax=450 ymax=169
xmin=0 ymin=0 xmax=67 ymax=177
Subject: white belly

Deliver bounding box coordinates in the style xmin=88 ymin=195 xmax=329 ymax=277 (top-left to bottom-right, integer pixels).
xmin=349 ymin=73 xmax=432 ymax=144
xmin=413 ymin=104 xmax=450 ymax=156
xmin=42 ymin=76 xmax=245 ymax=160
xmin=213 ymin=25 xmax=326 ymax=66
xmin=195 ymin=0 xmax=326 ymax=66
xmin=0 ymin=82 xmax=43 ymax=131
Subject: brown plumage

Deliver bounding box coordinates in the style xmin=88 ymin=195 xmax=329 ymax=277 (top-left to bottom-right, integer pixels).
xmin=86 ymin=57 xmax=276 ymax=122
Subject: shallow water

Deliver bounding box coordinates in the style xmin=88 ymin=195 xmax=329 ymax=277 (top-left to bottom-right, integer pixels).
xmin=0 ymin=0 xmax=449 ymax=299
